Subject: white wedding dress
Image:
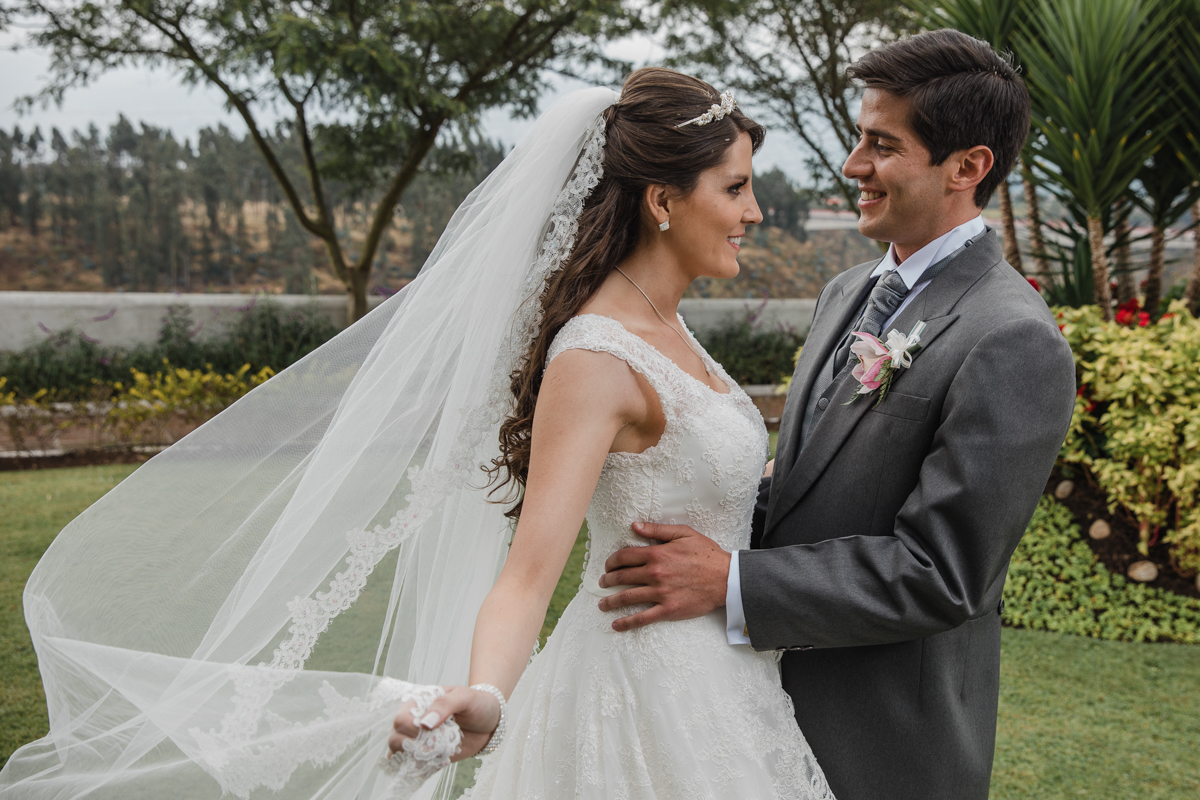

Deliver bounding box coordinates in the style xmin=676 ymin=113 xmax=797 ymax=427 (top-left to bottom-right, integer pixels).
xmin=464 ymin=314 xmax=835 ymax=800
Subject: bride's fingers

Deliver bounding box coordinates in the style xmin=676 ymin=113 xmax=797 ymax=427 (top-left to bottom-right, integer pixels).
xmin=392 ymin=699 xmax=420 ymax=738
xmin=387 ymin=730 xmax=413 ymax=755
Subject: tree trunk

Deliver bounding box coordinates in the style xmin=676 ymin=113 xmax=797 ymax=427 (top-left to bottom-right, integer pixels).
xmin=1114 ymin=203 xmax=1135 ymax=305
xmin=1021 ymin=157 xmax=1049 ymax=276
xmin=998 ymin=180 xmax=1023 ymax=273
xmin=1144 ymin=224 xmax=1166 ymax=318
xmin=1088 ymin=215 xmax=1115 ymax=321
xmin=1183 ymin=201 xmax=1200 ymax=315
xmin=347 ymin=268 xmax=369 ymax=324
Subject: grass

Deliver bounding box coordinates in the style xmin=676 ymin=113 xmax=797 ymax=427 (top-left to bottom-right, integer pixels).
xmin=0 ymin=464 xmax=139 ymax=769
xmin=2 ymin=464 xmax=1199 ymax=799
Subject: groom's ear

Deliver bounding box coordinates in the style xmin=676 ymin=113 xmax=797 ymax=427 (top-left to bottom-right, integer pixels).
xmin=947 ymin=145 xmax=995 ymax=207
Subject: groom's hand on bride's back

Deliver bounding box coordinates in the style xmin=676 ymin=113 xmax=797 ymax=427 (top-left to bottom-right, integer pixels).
xmin=597 ymin=522 xmax=729 ymax=631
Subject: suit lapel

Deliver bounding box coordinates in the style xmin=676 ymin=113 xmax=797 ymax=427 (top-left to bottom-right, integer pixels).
xmin=764 ymin=229 xmax=1004 ymax=540
xmin=773 ymin=264 xmax=878 ymax=490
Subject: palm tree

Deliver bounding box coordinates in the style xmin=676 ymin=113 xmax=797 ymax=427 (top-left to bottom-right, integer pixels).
xmin=1131 ymin=3 xmax=1200 ymax=317
xmin=906 ymin=0 xmax=1032 ymax=273
xmin=1017 ymin=0 xmax=1172 ymax=320
xmin=1177 ymin=0 xmax=1200 ymax=314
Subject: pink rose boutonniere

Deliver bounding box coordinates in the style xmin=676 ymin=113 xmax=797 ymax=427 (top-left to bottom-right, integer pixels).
xmin=846 ymin=320 xmax=927 ymax=407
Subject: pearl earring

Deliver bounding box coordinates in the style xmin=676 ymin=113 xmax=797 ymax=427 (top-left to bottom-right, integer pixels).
xmin=659 ymin=220 xmax=670 ymax=232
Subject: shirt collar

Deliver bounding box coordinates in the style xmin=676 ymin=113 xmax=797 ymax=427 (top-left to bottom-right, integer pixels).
xmin=871 ymin=215 xmax=988 ymax=288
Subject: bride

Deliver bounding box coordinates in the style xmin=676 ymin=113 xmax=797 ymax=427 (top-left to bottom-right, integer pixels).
xmin=0 ymin=69 xmax=831 ymax=800
xmin=388 ymin=68 xmax=833 ymax=798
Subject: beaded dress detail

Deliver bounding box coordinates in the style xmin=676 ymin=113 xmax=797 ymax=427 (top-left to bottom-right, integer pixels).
xmin=465 ymin=314 xmax=835 ymax=799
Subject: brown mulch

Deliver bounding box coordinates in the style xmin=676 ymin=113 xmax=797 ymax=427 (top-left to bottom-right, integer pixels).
xmin=0 ymin=449 xmax=153 ymax=472
xmin=1046 ymin=466 xmax=1200 ymax=600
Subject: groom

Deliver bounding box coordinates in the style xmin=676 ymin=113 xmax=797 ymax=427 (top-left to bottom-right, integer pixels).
xmin=598 ymin=30 xmax=1077 ymax=800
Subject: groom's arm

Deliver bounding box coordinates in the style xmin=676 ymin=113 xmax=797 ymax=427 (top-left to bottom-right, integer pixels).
xmin=737 ymin=316 xmax=1076 ymax=650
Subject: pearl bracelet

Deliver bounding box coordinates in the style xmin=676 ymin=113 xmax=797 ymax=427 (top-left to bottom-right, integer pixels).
xmin=469 ymin=683 xmax=507 ymax=756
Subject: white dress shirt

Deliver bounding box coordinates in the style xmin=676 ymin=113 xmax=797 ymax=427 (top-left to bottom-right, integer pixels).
xmin=724 ymin=216 xmax=988 ymax=646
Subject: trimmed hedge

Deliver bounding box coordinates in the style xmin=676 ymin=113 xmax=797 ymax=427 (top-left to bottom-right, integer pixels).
xmin=1003 ymin=496 xmax=1200 ymax=644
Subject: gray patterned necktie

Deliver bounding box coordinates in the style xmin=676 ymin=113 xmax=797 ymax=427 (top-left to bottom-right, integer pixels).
xmin=856 ymin=269 xmax=910 ymax=338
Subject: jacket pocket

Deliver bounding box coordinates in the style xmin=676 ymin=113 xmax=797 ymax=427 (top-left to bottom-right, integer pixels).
xmin=871 ymin=391 xmax=930 ymax=422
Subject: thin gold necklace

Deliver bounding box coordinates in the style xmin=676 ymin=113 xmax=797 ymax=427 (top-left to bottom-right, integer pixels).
xmin=614 ymin=267 xmax=711 ymax=375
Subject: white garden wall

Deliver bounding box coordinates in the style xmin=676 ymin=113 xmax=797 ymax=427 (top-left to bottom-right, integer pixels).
xmin=0 ymin=291 xmax=816 ymax=351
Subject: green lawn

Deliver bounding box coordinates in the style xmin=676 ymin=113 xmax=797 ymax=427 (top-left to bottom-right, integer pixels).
xmin=2 ymin=464 xmax=1199 ymax=799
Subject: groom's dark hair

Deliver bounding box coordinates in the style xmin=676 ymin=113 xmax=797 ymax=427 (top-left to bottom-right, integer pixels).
xmin=847 ymin=29 xmax=1030 ymax=208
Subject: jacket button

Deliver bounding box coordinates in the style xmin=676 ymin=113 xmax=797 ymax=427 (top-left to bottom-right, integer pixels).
xmin=817 ymin=397 xmax=830 ymax=410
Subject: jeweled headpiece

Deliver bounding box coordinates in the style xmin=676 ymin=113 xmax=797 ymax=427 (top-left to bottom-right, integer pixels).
xmin=675 ymin=90 xmax=737 ymax=128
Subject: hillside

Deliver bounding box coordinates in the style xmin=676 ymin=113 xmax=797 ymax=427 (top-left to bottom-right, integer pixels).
xmin=0 ymin=209 xmax=877 ymax=299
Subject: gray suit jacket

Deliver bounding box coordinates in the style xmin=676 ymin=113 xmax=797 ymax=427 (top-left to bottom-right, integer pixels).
xmin=742 ymin=231 xmax=1076 ymax=800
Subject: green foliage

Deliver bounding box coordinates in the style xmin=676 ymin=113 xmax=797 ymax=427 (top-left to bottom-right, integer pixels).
xmin=693 ymin=307 xmax=806 ymax=385
xmin=1018 ymin=0 xmax=1171 ymax=218
xmin=905 ymin=0 xmax=1031 ymax=49
xmin=1038 ymin=221 xmax=1096 ymax=308
xmin=0 ymin=302 xmax=338 ymax=399
xmin=1003 ymin=497 xmax=1200 ymax=643
xmin=1057 ymin=303 xmax=1200 ymax=572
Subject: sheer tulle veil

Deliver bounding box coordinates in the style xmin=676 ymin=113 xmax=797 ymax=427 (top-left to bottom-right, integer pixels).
xmin=0 ymin=86 xmax=620 ymax=800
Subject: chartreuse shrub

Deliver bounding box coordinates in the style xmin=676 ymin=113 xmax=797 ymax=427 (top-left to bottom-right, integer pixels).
xmin=1003 ymin=497 xmax=1200 ymax=644
xmin=1057 ymin=302 xmax=1200 ymax=574
xmin=0 ymin=363 xmax=274 ymax=452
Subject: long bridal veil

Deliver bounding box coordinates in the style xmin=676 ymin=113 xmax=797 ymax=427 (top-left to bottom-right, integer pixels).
xmin=0 ymin=86 xmax=619 ymax=800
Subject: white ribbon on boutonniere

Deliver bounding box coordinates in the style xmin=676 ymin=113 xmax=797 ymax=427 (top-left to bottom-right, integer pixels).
xmin=845 ymin=320 xmax=927 ymax=407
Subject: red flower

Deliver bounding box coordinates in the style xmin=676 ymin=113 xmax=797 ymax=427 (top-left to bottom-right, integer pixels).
xmin=1115 ymin=308 xmax=1135 ymax=325
xmin=1138 ymin=312 xmax=1150 ymax=327
xmin=1027 ymin=277 xmax=1041 ymax=292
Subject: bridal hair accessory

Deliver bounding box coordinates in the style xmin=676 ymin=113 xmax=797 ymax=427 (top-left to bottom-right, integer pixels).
xmin=846 ymin=320 xmax=927 ymax=406
xmin=676 ymin=90 xmax=737 ymax=128
xmin=659 ymin=219 xmax=670 ymax=231
xmin=615 ymin=267 xmax=712 ymax=375
xmin=3 ymin=86 xmax=619 ymax=800
xmin=470 ymin=683 xmax=508 ymax=755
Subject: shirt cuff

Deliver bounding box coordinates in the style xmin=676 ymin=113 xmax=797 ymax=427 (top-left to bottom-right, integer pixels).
xmin=725 ymin=549 xmax=751 ymax=645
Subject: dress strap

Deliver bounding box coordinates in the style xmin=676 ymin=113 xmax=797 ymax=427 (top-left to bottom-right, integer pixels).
xmin=546 ymin=315 xmax=679 ymax=417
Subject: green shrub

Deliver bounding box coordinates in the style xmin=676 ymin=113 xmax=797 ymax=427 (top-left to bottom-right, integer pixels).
xmin=1003 ymin=497 xmax=1200 ymax=644
xmin=694 ymin=309 xmax=805 ymax=385
xmin=0 ymin=300 xmax=338 ymax=400
xmin=1056 ymin=302 xmax=1200 ymax=574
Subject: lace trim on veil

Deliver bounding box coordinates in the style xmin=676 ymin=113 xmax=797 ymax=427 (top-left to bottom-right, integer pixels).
xmin=189 ymin=118 xmax=610 ymax=797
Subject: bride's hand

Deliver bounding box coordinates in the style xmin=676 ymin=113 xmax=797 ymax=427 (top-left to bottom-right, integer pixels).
xmin=389 ymin=686 xmax=501 ymax=762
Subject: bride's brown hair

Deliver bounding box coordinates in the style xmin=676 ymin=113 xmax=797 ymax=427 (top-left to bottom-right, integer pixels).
xmin=488 ymin=67 xmax=765 ymax=518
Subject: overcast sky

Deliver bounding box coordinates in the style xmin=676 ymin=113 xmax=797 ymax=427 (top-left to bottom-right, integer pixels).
xmin=0 ymin=28 xmax=813 ymax=182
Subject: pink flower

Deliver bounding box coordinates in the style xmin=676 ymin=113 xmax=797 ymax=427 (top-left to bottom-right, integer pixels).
xmin=849 ymin=332 xmax=891 ymax=394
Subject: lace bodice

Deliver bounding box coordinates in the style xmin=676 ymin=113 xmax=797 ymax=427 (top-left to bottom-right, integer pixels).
xmin=547 ymin=314 xmax=770 ymax=587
